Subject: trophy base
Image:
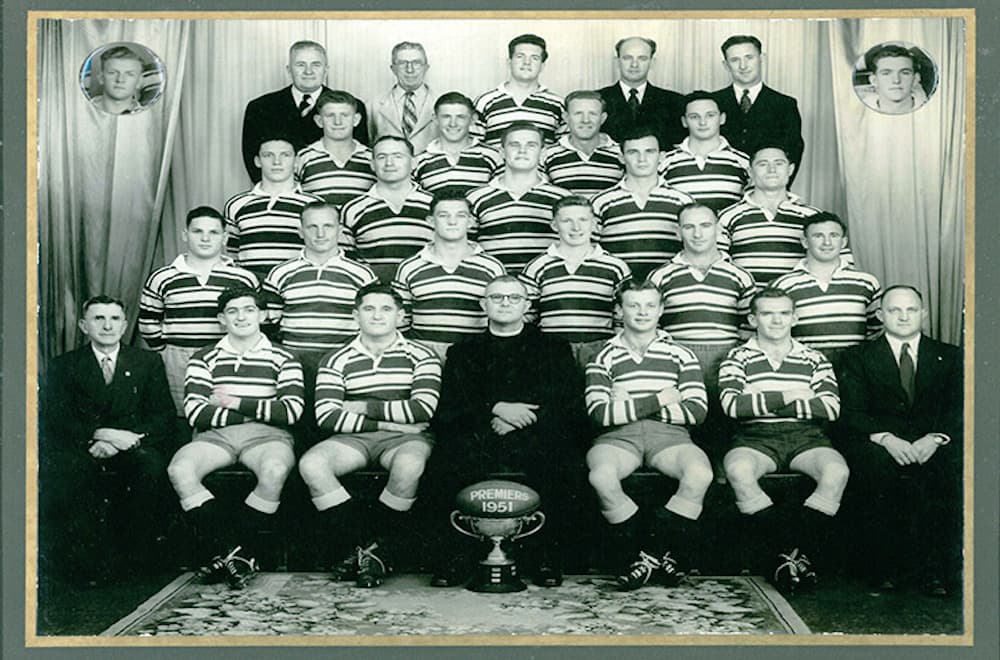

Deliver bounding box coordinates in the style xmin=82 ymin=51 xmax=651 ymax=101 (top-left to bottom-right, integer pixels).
xmin=466 ymin=562 xmax=527 ymax=593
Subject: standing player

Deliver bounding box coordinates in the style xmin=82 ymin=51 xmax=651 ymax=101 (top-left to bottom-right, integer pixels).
xmin=542 ymin=90 xmax=625 ymax=200
xmin=392 ymin=189 xmax=507 ymax=361
xmin=591 ymin=126 xmax=695 ymax=282
xmin=585 ymin=280 xmax=711 ymax=590
xmin=466 ymin=122 xmax=571 ymax=274
xmin=720 ymin=288 xmax=849 ymax=592
xmin=224 ymin=136 xmax=323 ymax=280
xmin=139 ymin=206 xmax=259 ymax=416
xmin=473 ymin=34 xmax=564 ymax=148
xmin=167 ymin=285 xmax=305 ymax=586
xmin=659 ymin=91 xmax=750 ymax=214
xmin=339 ymin=135 xmax=435 ymax=283
xmin=299 ymin=283 xmax=441 ymax=588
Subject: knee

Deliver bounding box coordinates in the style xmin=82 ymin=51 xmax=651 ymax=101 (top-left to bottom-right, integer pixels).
xmin=724 ymin=459 xmax=758 ymax=489
xmin=390 ymin=453 xmax=428 ymax=486
xmin=820 ymin=461 xmax=851 ymax=490
xmin=297 ymin=453 xmax=329 ymax=487
xmin=681 ymin=462 xmax=715 ymax=493
xmin=166 ymin=458 xmax=197 ymax=489
xmin=257 ymin=459 xmax=293 ymax=489
xmin=587 ymin=464 xmax=620 ymax=495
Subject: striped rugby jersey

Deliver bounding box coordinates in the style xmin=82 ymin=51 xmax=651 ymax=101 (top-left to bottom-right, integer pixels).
xmin=519 ymin=243 xmax=632 ymax=343
xmin=339 ymin=184 xmax=435 ymax=283
xmin=590 ymin=179 xmax=695 ymax=283
xmin=392 ymin=242 xmax=506 ymax=343
xmin=262 ymin=251 xmax=377 ymax=352
xmin=413 ymin=139 xmax=503 ymax=194
xmin=466 ymin=176 xmax=570 ymax=274
xmin=184 ymin=334 xmax=304 ymax=430
xmin=223 ymin=183 xmax=323 ymax=278
xmin=473 ymin=83 xmax=565 ymax=147
xmin=770 ymin=259 xmax=882 ymax=350
xmin=586 ymin=330 xmax=708 ymax=427
xmin=648 ymin=252 xmax=757 ymax=345
xmin=541 ymin=134 xmax=624 ymax=200
xmin=658 ymin=137 xmax=750 ymax=214
xmin=295 ymin=140 xmax=376 ymax=208
xmin=315 ymin=333 xmax=442 ymax=433
xmin=719 ymin=337 xmax=840 ymax=423
xmin=139 ymin=255 xmax=259 ymax=351
xmin=717 ymin=192 xmax=853 ymax=285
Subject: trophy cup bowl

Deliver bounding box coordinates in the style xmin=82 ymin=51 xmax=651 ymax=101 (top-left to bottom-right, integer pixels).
xmin=450 ymin=480 xmax=546 ymax=593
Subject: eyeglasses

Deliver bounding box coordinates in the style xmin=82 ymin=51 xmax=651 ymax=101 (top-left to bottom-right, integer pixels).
xmin=485 ymin=293 xmax=526 ymax=304
xmin=393 ymin=60 xmax=426 ymax=70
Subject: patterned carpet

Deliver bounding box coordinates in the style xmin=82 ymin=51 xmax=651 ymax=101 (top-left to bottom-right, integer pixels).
xmin=103 ymin=572 xmax=809 ymax=637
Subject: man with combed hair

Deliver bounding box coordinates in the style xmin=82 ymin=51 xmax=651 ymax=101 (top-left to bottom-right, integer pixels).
xmin=598 ymin=36 xmax=687 ymax=151
xmin=838 ymin=286 xmax=962 ymax=596
xmin=299 ymin=282 xmax=442 ymax=588
xmin=659 ymin=91 xmax=750 ymax=214
xmin=413 ymin=92 xmax=503 ymax=195
xmin=720 ymin=287 xmax=849 ymax=592
xmin=585 ymin=280 xmax=711 ymax=590
xmin=711 ymin=35 xmax=804 ymax=183
xmin=242 ymin=40 xmax=368 ymax=182
xmin=591 ymin=125 xmax=695 ymax=282
xmin=90 ymin=45 xmax=145 ymax=115
xmin=519 ymin=195 xmax=631 ymax=369
xmin=369 ymin=41 xmax=437 ymax=154
xmin=167 ymin=286 xmax=305 ymax=587
xmin=473 ymin=34 xmax=565 ymax=148
xmin=339 ymin=135 xmax=435 ymax=283
xmin=295 ymin=90 xmax=377 ymax=209
xmin=862 ymin=44 xmax=927 ymax=115
xmin=139 ymin=206 xmax=259 ymax=416
xmin=542 ymin=90 xmax=625 ymax=200
xmin=392 ymin=189 xmax=507 ymax=361
xmin=40 ymin=295 xmax=174 ymax=584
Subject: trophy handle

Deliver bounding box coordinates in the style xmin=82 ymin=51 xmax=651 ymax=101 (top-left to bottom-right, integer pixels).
xmin=450 ymin=510 xmax=481 ymax=539
xmin=512 ymin=511 xmax=546 ymax=541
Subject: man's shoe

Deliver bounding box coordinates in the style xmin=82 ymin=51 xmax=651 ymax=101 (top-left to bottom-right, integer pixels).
xmin=658 ymin=551 xmax=685 ymax=587
xmin=616 ymin=551 xmax=661 ymax=591
xmin=221 ymin=546 xmax=259 ymax=589
xmin=533 ymin=563 xmax=563 ymax=588
xmin=771 ymin=547 xmax=817 ymax=594
xmin=356 ymin=542 xmax=390 ymax=589
xmin=330 ymin=548 xmax=358 ymax=581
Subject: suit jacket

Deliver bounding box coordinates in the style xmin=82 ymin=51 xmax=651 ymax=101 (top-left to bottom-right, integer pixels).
xmin=598 ymin=83 xmax=687 ymax=151
xmin=241 ymin=85 xmax=370 ymax=182
xmin=838 ymin=334 xmax=963 ymax=444
xmin=369 ymin=85 xmax=437 ymax=154
xmin=711 ymin=84 xmax=804 ymax=179
xmin=41 ymin=344 xmax=175 ymax=461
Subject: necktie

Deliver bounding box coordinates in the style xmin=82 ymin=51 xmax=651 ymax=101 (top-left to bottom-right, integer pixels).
xmin=740 ymin=89 xmax=752 ymax=114
xmin=402 ymin=91 xmax=417 ymax=137
xmin=628 ymin=88 xmax=640 ymax=117
xmin=101 ymin=355 xmax=114 ymax=385
xmin=298 ymin=93 xmax=312 ymax=117
xmin=899 ymin=342 xmax=915 ymax=404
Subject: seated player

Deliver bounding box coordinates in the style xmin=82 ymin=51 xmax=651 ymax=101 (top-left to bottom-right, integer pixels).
xmin=838 ymin=285 xmax=962 ymax=596
xmin=167 ymin=285 xmax=305 ymax=586
xmin=224 ymin=135 xmax=323 ymax=280
xmin=425 ymin=275 xmax=586 ymax=587
xmin=413 ymin=92 xmax=503 ymax=195
xmin=658 ymin=91 xmax=750 ymax=214
xmin=295 ymin=90 xmax=377 ymax=209
xmin=339 ymin=135 xmax=434 ymax=283
xmin=40 ymin=295 xmax=174 ymax=584
xmin=541 ymin=90 xmax=625 ymax=200
xmin=298 ymin=282 xmax=442 ymax=588
xmin=466 ymin=121 xmax=570 ymax=274
xmin=720 ymin=287 xmax=849 ymax=592
xmin=591 ymin=125 xmax=695 ymax=282
xmin=139 ymin=206 xmax=259 ymax=417
xmin=519 ymin=195 xmax=631 ymax=368
xmin=392 ymin=188 xmax=507 ymax=361
xmin=585 ymin=280 xmax=711 ymax=590
xmin=90 ymin=45 xmax=145 ymax=115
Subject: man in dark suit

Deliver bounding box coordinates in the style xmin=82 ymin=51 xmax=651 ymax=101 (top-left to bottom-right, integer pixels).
xmin=711 ymin=35 xmax=805 ymax=184
xmin=598 ymin=37 xmax=687 ymax=152
xmin=241 ymin=40 xmax=369 ymax=183
xmin=838 ymin=285 xmax=963 ymax=595
xmin=39 ymin=295 xmax=175 ymax=584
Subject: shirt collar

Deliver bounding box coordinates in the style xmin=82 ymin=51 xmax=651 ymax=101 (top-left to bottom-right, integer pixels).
xmin=291 ymin=87 xmax=319 ymax=109
xmin=489 ymin=173 xmax=545 ymax=193
xmin=171 ymin=253 xmax=235 ymax=274
xmin=885 ymin=333 xmax=921 ymax=362
xmin=91 ymin=343 xmax=121 ymax=365
xmin=306 ymin=139 xmax=367 ymax=159
xmin=250 ymin=181 xmax=303 ymax=196
xmin=296 ymin=248 xmax=345 ymax=266
xmin=347 ymin=332 xmax=407 ymax=359
xmin=744 ymin=336 xmax=811 ymax=357
xmin=742 ymin=189 xmax=799 ymax=209
xmin=500 ymin=81 xmax=548 ymax=96
xmin=556 ymin=133 xmax=616 ymax=154
xmin=217 ymin=333 xmax=272 ymax=355
xmin=365 ymin=182 xmax=418 ymax=202
xmin=424 ymin=137 xmax=483 ymax=155
xmin=671 ymin=250 xmax=729 ymax=266
xmin=677 ymin=135 xmax=734 ymax=156
xmin=546 ymin=242 xmax=605 ymax=261
xmin=733 ymin=81 xmax=764 ymax=104
xmin=792 ymin=256 xmax=851 ymax=275
xmin=608 ymin=329 xmax=672 ymax=353
xmin=391 ymin=83 xmax=429 ymax=103
xmin=419 ymin=241 xmax=484 ymax=265
xmin=619 ymin=80 xmax=648 ymax=102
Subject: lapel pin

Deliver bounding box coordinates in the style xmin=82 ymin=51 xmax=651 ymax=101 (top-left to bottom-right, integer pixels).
xmin=125 ymin=371 xmax=132 ymax=377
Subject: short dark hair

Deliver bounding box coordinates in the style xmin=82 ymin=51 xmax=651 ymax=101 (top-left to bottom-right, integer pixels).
xmin=721 ymin=35 xmax=762 ymax=58
xmin=683 ymin=90 xmax=720 ymax=113
xmin=100 ymin=45 xmax=141 ymax=66
xmin=315 ymin=89 xmax=358 ymax=113
xmin=619 ymin=124 xmax=660 ymax=149
xmin=677 ymin=202 xmax=718 ymax=223
xmin=881 ymin=284 xmax=924 ymax=305
xmin=186 ymin=206 xmax=225 ymax=229
xmin=508 ymin=34 xmax=548 ymax=61
xmin=749 ymin=286 xmax=795 ymax=314
xmin=354 ymin=282 xmax=404 ymax=310
xmin=564 ymin=90 xmax=606 ymax=112
xmin=372 ymin=134 xmax=415 ymax=156
xmin=429 ymin=188 xmax=472 ymax=214
xmin=434 ymin=91 xmax=474 ymax=113
xmin=216 ymin=285 xmax=265 ymax=314
xmin=256 ymin=134 xmax=295 ymax=153
xmin=300 ymin=200 xmax=339 ymax=222
xmin=802 ymin=212 xmax=848 ymax=236
xmin=614 ymin=36 xmax=657 ymax=57
xmin=866 ymin=44 xmax=914 ymax=72
xmin=500 ymin=121 xmax=544 ymax=145
xmin=751 ymin=143 xmax=792 ymax=163
xmin=615 ymin=279 xmax=661 ymax=306
xmin=552 ymin=195 xmax=594 ymax=217
xmin=82 ymin=294 xmax=126 ymax=315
